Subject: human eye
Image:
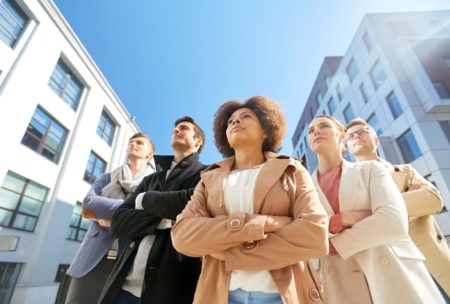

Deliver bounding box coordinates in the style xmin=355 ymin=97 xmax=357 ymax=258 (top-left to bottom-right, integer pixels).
xmin=227 ymin=117 xmax=234 ymax=125
xmin=308 ymin=128 xmax=314 ymax=134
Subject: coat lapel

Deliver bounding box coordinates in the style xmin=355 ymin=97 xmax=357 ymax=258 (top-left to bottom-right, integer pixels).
xmin=338 ymin=160 xmax=359 ymax=212
xmin=252 ymin=156 xmax=291 ymax=214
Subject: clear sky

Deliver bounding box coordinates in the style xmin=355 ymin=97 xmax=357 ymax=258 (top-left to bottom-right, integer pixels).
xmin=54 ymin=0 xmax=450 ymax=164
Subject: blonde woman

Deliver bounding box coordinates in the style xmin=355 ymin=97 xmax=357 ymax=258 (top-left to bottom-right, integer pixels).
xmin=307 ymin=115 xmax=444 ymax=304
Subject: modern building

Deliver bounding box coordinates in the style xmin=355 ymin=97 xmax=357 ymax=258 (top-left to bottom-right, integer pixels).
xmin=292 ymin=10 xmax=450 ymax=237
xmin=0 ymin=0 xmax=141 ymax=303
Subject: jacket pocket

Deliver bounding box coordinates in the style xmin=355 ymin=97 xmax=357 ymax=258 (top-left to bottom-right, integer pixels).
xmin=388 ymin=240 xmax=424 ymax=260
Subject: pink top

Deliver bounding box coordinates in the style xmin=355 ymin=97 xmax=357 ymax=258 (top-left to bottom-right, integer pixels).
xmin=318 ymin=166 xmax=344 ymax=256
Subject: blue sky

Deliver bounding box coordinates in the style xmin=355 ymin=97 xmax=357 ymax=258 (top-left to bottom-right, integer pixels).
xmin=55 ymin=0 xmax=450 ymax=164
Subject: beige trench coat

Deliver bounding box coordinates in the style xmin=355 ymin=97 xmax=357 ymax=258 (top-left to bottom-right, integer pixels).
xmin=172 ymin=152 xmax=329 ymax=304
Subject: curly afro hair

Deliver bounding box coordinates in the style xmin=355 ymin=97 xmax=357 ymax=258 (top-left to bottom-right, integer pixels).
xmin=213 ymin=96 xmax=287 ymax=157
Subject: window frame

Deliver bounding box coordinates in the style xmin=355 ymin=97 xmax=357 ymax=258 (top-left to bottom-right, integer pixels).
xmin=83 ymin=151 xmax=107 ymax=184
xmin=67 ymin=202 xmax=91 ymax=242
xmin=0 ymin=0 xmax=29 ymax=48
xmin=386 ymin=91 xmax=403 ymax=119
xmin=396 ymin=128 xmax=422 ymax=163
xmin=96 ymin=110 xmax=117 ymax=146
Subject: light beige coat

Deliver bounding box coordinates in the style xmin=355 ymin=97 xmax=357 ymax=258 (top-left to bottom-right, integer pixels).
xmin=172 ymin=153 xmax=329 ymax=304
xmin=380 ymin=158 xmax=450 ymax=296
xmin=312 ymin=160 xmax=444 ymax=304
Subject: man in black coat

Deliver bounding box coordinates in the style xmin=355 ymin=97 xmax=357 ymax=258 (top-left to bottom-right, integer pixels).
xmin=98 ymin=116 xmax=207 ymax=304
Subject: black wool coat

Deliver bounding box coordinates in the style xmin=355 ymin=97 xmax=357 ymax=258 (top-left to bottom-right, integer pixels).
xmin=98 ymin=153 xmax=207 ymax=304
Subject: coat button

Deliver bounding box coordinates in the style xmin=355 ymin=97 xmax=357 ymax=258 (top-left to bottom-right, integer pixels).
xmin=244 ymin=241 xmax=256 ymax=250
xmin=327 ymin=267 xmax=334 ymax=274
xmin=380 ymin=256 xmax=390 ymax=265
xmin=394 ymin=167 xmax=400 ymax=172
xmin=309 ymin=288 xmax=320 ymax=301
xmin=129 ymin=241 xmax=135 ymax=248
xmin=230 ymin=219 xmax=241 ymax=228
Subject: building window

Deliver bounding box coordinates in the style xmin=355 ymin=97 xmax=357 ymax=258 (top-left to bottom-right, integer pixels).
xmin=439 ymin=121 xmax=450 ymax=143
xmin=96 ymin=111 xmax=116 ymax=146
xmin=388 ymin=22 xmax=412 ymax=36
xmin=433 ymin=81 xmax=450 ymax=99
xmin=21 ymin=106 xmax=68 ymax=163
xmin=366 ymin=113 xmax=382 ymax=135
xmin=327 ymin=97 xmax=336 ymax=115
xmin=397 ymin=129 xmax=421 ymax=163
xmin=343 ymin=104 xmax=355 ymax=123
xmin=54 ymin=264 xmax=70 ymax=283
xmin=386 ymin=91 xmax=403 ymax=119
xmin=370 ymin=60 xmax=387 ymax=89
xmin=315 ymin=92 xmax=322 ymax=108
xmin=335 ymin=84 xmax=342 ymax=101
xmin=323 ymin=77 xmax=330 ymax=90
xmin=309 ymin=107 xmax=315 ymax=119
xmin=84 ymin=151 xmax=106 ymax=184
xmin=363 ymin=32 xmax=373 ymax=52
xmin=0 ymin=171 xmax=48 ymax=232
xmin=0 ymin=0 xmax=28 ymax=47
xmin=360 ymin=82 xmax=369 ymax=103
xmin=346 ymin=58 xmax=358 ymax=82
xmin=0 ymin=262 xmax=22 ymax=304
xmin=67 ymin=202 xmax=90 ymax=242
xmin=48 ymin=59 xmax=84 ymax=110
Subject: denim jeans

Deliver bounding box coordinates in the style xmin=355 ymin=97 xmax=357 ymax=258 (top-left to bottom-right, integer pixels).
xmin=228 ymin=288 xmax=282 ymax=304
xmin=113 ymin=289 xmax=140 ymax=304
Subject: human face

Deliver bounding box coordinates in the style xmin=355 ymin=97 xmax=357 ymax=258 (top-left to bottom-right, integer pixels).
xmin=171 ymin=121 xmax=202 ymax=153
xmin=307 ymin=117 xmax=344 ymax=155
xmin=226 ymin=108 xmax=267 ymax=150
xmin=346 ymin=124 xmax=378 ymax=158
xmin=127 ymin=137 xmax=153 ymax=160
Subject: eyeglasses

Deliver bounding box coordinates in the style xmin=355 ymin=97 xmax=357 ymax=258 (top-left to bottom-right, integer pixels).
xmin=346 ymin=128 xmax=371 ymax=141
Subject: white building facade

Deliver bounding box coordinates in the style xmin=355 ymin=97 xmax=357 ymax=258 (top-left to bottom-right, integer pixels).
xmin=292 ymin=11 xmax=450 ymax=237
xmin=0 ymin=0 xmax=141 ymax=303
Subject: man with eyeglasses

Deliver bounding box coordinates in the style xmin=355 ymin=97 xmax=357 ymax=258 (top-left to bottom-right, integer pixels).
xmin=345 ymin=117 xmax=450 ymax=300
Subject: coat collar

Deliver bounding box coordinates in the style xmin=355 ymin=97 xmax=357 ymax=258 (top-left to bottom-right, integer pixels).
xmin=201 ymin=152 xmax=297 ymax=214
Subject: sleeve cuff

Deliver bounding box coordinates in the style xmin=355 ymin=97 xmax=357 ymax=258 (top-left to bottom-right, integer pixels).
xmin=135 ymin=192 xmax=145 ymax=210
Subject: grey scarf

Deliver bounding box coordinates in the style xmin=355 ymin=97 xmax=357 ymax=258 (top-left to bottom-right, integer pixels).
xmin=101 ymin=163 xmax=155 ymax=199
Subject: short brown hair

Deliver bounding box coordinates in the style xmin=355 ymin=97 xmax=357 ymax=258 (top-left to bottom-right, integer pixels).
xmin=174 ymin=116 xmax=205 ymax=154
xmin=345 ymin=117 xmax=376 ymax=135
xmin=213 ymin=96 xmax=287 ymax=157
xmin=129 ymin=132 xmax=155 ymax=152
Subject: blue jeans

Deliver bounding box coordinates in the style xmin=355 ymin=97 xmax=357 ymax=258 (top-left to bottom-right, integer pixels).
xmin=114 ymin=289 xmax=140 ymax=304
xmin=228 ymin=288 xmax=282 ymax=304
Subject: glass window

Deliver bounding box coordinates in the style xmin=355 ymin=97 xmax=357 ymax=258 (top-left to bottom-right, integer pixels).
xmin=396 ymin=129 xmax=422 ymax=163
xmin=315 ymin=92 xmax=322 ymax=108
xmin=366 ymin=113 xmax=382 ymax=135
xmin=360 ymin=82 xmax=369 ymax=104
xmin=327 ymin=97 xmax=336 ymax=115
xmin=335 ymin=84 xmax=342 ymax=101
xmin=67 ymin=202 xmax=91 ymax=242
xmin=54 ymin=264 xmax=70 ymax=283
xmin=343 ymin=104 xmax=355 ymax=123
xmin=21 ymin=106 xmax=68 ymax=163
xmin=363 ymin=32 xmax=373 ymax=52
xmin=346 ymin=58 xmax=358 ymax=83
xmin=48 ymin=59 xmax=83 ymax=110
xmin=0 ymin=171 xmax=48 ymax=232
xmin=439 ymin=121 xmax=450 ymax=143
xmin=84 ymin=151 xmax=106 ymax=184
xmin=96 ymin=111 xmax=116 ymax=146
xmin=0 ymin=0 xmax=28 ymax=47
xmin=0 ymin=262 xmax=22 ymax=304
xmin=370 ymin=60 xmax=387 ymax=89
xmin=433 ymin=82 xmax=450 ymax=99
xmin=386 ymin=91 xmax=403 ymax=119
xmin=323 ymin=77 xmax=330 ymax=90
xmin=388 ymin=22 xmax=412 ymax=36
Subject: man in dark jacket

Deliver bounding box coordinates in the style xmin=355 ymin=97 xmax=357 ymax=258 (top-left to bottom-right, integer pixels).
xmin=98 ymin=116 xmax=207 ymax=304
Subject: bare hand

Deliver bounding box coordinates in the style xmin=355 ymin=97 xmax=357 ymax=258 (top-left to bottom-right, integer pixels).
xmin=408 ymin=216 xmax=419 ymax=222
xmin=264 ymin=215 xmax=293 ymax=233
xmin=341 ymin=211 xmax=371 ymax=226
xmin=408 ymin=184 xmax=421 ymax=191
xmin=189 ymin=201 xmax=211 ymax=217
xmin=98 ymin=219 xmax=111 ymax=227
